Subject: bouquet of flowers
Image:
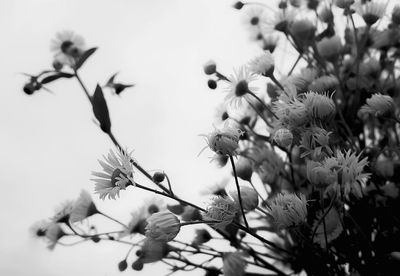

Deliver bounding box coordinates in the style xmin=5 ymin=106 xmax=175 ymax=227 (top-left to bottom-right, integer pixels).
xmin=26 ymin=0 xmax=400 ymax=275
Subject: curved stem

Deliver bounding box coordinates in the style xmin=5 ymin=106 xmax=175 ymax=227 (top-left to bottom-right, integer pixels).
xmin=99 ymin=211 xmax=128 ymax=228
xmin=247 ymin=91 xmax=278 ymax=119
xmin=229 ymin=155 xmax=249 ymax=228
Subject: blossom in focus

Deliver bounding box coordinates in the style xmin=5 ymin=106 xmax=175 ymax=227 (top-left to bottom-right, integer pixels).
xmin=224 ymin=67 xmax=258 ymax=107
xmin=268 ymin=193 xmax=307 ymax=230
xmin=300 ymin=126 xmax=333 ymax=160
xmin=200 ymin=120 xmax=243 ymax=156
xmin=273 ymin=128 xmax=293 ymax=148
xmin=91 ymin=148 xmax=135 ymax=200
xmin=203 ymin=196 xmax=238 ymax=230
xmin=223 ymin=251 xmax=247 ymax=276
xmin=359 ymin=93 xmax=395 ymax=118
xmin=70 ymin=190 xmax=98 ymax=223
xmin=145 ymin=211 xmax=181 ymax=242
xmin=302 ymin=91 xmax=336 ymax=121
xmin=248 ymin=51 xmax=275 ymax=76
xmin=50 ymin=31 xmax=85 ymax=66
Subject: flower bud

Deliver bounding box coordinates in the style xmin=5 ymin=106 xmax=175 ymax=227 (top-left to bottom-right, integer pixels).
xmin=152 ymin=171 xmax=165 ymax=183
xmin=234 ymin=157 xmax=253 ymax=182
xmin=132 ymin=260 xmax=143 ymax=271
xmin=204 ymin=60 xmax=217 ymax=75
xmin=52 ymin=59 xmax=64 ymax=71
xmin=233 ymin=1 xmax=244 ymax=10
xmin=118 ymin=260 xmax=128 ymax=271
xmin=273 ymin=128 xmax=293 ymax=148
xmin=317 ymin=36 xmax=343 ymax=62
xmin=307 ymin=161 xmax=337 ymax=188
xmin=208 ymin=79 xmax=217 ymax=89
xmin=359 ymin=93 xmax=395 ymax=117
xmin=145 ymin=211 xmax=181 ymax=242
xmin=230 ymin=186 xmax=259 ymax=211
xmin=268 ymin=193 xmax=307 ymax=230
xmin=290 ymin=19 xmax=316 ymax=45
xmin=139 ymin=238 xmax=169 ymax=264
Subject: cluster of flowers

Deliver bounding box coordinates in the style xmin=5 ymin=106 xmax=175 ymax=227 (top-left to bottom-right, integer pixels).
xmin=27 ymin=0 xmax=400 ymax=275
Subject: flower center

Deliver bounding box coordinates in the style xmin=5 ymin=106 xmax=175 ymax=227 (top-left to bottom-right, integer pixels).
xmin=235 ymin=80 xmax=249 ymax=97
xmin=111 ymin=168 xmax=124 ymax=186
xmin=250 ymin=16 xmax=259 ymax=25
xmin=60 ymin=40 xmax=73 ymax=54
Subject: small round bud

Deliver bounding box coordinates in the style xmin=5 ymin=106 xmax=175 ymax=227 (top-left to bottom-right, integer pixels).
xmin=23 ymin=82 xmax=36 ymax=95
xmin=208 ymin=79 xmax=217 ymax=90
xmin=91 ymin=236 xmax=100 ymax=243
xmin=135 ymin=250 xmax=142 ymax=257
xmin=233 ymin=1 xmax=244 ymax=10
xmin=132 ymin=260 xmax=143 ymax=271
xmin=273 ymin=128 xmax=293 ymax=148
xmin=118 ymin=260 xmax=128 ymax=271
xmin=204 ymin=60 xmax=217 ymax=75
xmin=230 ymin=186 xmax=259 ymax=211
xmin=152 ymin=171 xmax=165 ymax=183
xmin=192 ymin=229 xmax=212 ymax=246
xmin=52 ymin=59 xmax=64 ymax=71
xmin=234 ymin=157 xmax=253 ymax=182
xmin=145 ymin=211 xmax=181 ymax=242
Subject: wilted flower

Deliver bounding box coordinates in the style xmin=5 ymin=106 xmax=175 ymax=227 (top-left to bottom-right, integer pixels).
xmin=203 ymin=196 xmax=238 ymax=229
xmin=313 ymin=207 xmax=343 ymax=248
xmin=224 ymin=67 xmax=258 ymax=107
xmin=302 ymin=91 xmax=336 ymax=121
xmin=273 ymin=128 xmax=294 ymax=147
xmin=51 ymin=200 xmax=74 ymax=223
xmin=359 ymin=93 xmax=395 ymax=117
xmin=91 ymin=148 xmax=135 ymax=200
xmin=268 ymin=193 xmax=307 ymax=230
xmin=317 ymin=36 xmax=343 ymax=62
xmin=223 ymin=251 xmax=247 ymax=276
xmin=357 ymin=0 xmax=387 ymax=26
xmin=201 ymin=120 xmax=243 ymax=156
xmin=145 ymin=211 xmax=181 ymax=242
xmin=137 ymin=238 xmax=169 ymax=264
xmin=248 ymin=51 xmax=275 ymax=76
xmin=229 ymin=186 xmax=259 ymax=211
xmin=50 ymin=31 xmax=85 ymax=67
xmin=70 ymin=190 xmax=98 ymax=223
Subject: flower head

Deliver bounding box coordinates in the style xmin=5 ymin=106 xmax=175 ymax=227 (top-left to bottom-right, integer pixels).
xmin=229 ymin=186 xmax=259 ymax=211
xmin=248 ymin=51 xmax=275 ymax=76
xmin=51 ymin=200 xmax=74 ymax=223
xmin=302 ymin=91 xmax=336 ymax=121
xmin=223 ymin=251 xmax=247 ymax=276
xmin=357 ymin=0 xmax=387 ymax=26
xmin=307 ymin=160 xmax=337 ymax=189
xmin=316 ymin=36 xmax=343 ymax=62
xmin=300 ymin=126 xmax=333 ymax=160
xmin=224 ymin=67 xmax=258 ymax=107
xmin=45 ymin=222 xmax=66 ymax=250
xmin=70 ymin=190 xmax=98 ymax=223
xmin=268 ymin=193 xmax=307 ymax=230
xmin=203 ymin=196 xmax=238 ymax=230
xmin=50 ymin=31 xmax=85 ymax=67
xmin=308 ymin=75 xmax=339 ymax=94
xmin=359 ymin=93 xmax=395 ymax=118
xmin=273 ymin=128 xmax=294 ymax=148
xmin=91 ymin=148 xmax=135 ymax=200
xmin=289 ymin=19 xmax=316 ymax=45
xmin=145 ymin=211 xmax=181 ymax=242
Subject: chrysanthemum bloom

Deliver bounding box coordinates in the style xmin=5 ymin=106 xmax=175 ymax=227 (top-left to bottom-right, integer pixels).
xmin=307 ymin=160 xmax=337 ymax=189
xmin=52 ymin=200 xmax=74 ymax=223
xmin=45 ymin=222 xmax=66 ymax=250
xmin=201 ymin=120 xmax=243 ymax=156
xmin=224 ymin=67 xmax=258 ymax=107
xmin=289 ymin=19 xmax=316 ymax=46
xmin=229 ymin=186 xmax=259 ymax=211
xmin=392 ymin=5 xmax=400 ymax=25
xmin=137 ymin=238 xmax=170 ymax=264
xmin=145 ymin=211 xmax=181 ymax=242
xmin=223 ymin=251 xmax=247 ymax=276
xmin=289 ymin=68 xmax=318 ymax=92
xmin=300 ymin=127 xmax=333 ymax=160
xmin=273 ymin=128 xmax=294 ymax=148
xmin=308 ymin=75 xmax=339 ymax=94
xmin=326 ymin=150 xmax=370 ymax=200
xmin=91 ymin=148 xmax=135 ymax=200
xmin=70 ymin=190 xmax=98 ymax=223
xmin=192 ymin=229 xmax=212 ymax=246
xmin=248 ymin=51 xmax=274 ymax=76
xmin=50 ymin=31 xmax=85 ymax=67
xmin=234 ymin=156 xmax=253 ymax=182
xmin=357 ymin=0 xmax=387 ymax=26
xmin=268 ymin=193 xmax=307 ymax=230
xmin=359 ymin=93 xmax=395 ymax=117
xmin=316 ymin=36 xmax=343 ymax=62
xmin=313 ymin=207 xmax=343 ymax=248
xmin=302 ymin=91 xmax=336 ymax=121
xmin=203 ymin=196 xmax=238 ymax=229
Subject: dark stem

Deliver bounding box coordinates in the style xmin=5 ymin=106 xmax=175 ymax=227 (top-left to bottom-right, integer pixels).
xmin=229 ymin=155 xmax=249 ymax=228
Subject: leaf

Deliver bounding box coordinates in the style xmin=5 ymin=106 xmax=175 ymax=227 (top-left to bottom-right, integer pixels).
xmin=106 ymin=72 xmax=119 ymax=85
xmin=41 ymin=72 xmax=74 ymax=84
xmin=92 ymin=84 xmax=111 ymax=133
xmin=74 ymin=47 xmax=98 ymax=70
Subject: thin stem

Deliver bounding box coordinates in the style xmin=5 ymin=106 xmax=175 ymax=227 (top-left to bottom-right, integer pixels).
xmin=180 ymin=220 xmax=218 ymax=227
xmin=247 ymin=91 xmax=278 ymax=119
xmin=164 ymin=172 xmax=174 ymax=196
xmin=99 ymin=211 xmax=128 ymax=228
xmin=74 ymin=72 xmax=92 ymax=103
xmin=229 ymin=155 xmax=249 ymax=228
xmin=269 ymin=74 xmax=285 ymax=91
xmin=288 ymin=54 xmax=302 ymax=76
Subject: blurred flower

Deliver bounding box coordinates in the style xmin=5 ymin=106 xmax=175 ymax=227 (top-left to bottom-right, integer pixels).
xmin=307 ymin=160 xmax=337 ymax=189
xmin=308 ymin=75 xmax=339 ymax=93
xmin=70 ymin=190 xmax=98 ymax=223
xmin=203 ymin=60 xmax=217 ymax=75
xmin=214 ymin=102 xmax=229 ymax=125
xmin=145 ymin=211 xmax=181 ymax=242
xmin=335 ymin=0 xmax=354 ymax=9
xmin=51 ymin=200 xmax=74 ymax=223
xmin=229 ymin=186 xmax=259 ymax=211
xmin=261 ymin=34 xmax=279 ymax=52
xmin=45 ymin=222 xmax=66 ymax=250
xmin=121 ymin=206 xmax=147 ymax=237
xmin=273 ymin=97 xmax=308 ymax=127
xmin=248 ymin=51 xmax=275 ymax=76
xmin=392 ymin=5 xmax=400 ymax=25
xmin=181 ymin=205 xmax=202 ymax=221
xmin=224 ymin=67 xmax=258 ymax=107
xmin=200 ymin=120 xmax=243 ymax=156
xmin=317 ymin=36 xmax=343 ymax=62
xmin=359 ymin=57 xmax=381 ymax=78
xmin=242 ymin=7 xmax=266 ymax=33
xmin=137 ymin=238 xmax=169 ymax=264
xmin=143 ymin=196 xmax=166 ymax=215
xmin=357 ymin=0 xmax=387 ymax=26
xmin=374 ymin=154 xmax=394 ymax=178
xmin=201 ymin=178 xmax=229 ymax=196
xmin=302 ymin=91 xmax=336 ymax=121
xmin=203 ymin=196 xmax=238 ymax=230
xmin=268 ymin=193 xmax=307 ymax=230
xmin=91 ymin=148 xmax=135 ymax=200
xmin=50 ymin=31 xmax=85 ymax=66
xmin=382 ymin=182 xmax=399 ymax=198
xmin=223 ymin=251 xmax=247 ymax=276
xmin=313 ymin=207 xmax=343 ymax=248
xmin=318 ymin=4 xmax=334 ymax=23
xmin=289 ymin=67 xmax=318 ymax=92
xmin=264 ymin=8 xmax=296 ymax=33
xmin=273 ymin=128 xmax=294 ymax=147
xmin=290 ymin=19 xmax=316 ymax=46
xmin=192 ymin=229 xmax=212 ymax=246
xmin=359 ymin=93 xmax=395 ymax=117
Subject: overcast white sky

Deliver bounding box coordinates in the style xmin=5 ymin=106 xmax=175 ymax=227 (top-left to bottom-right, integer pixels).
xmin=0 ymin=0 xmax=283 ymax=275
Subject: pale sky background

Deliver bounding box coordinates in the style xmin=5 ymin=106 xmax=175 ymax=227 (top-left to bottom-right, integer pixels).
xmin=0 ymin=0 xmax=295 ymax=275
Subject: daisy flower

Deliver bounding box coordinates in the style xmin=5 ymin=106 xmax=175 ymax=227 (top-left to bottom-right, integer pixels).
xmin=356 ymin=0 xmax=387 ymax=26
xmin=50 ymin=31 xmax=85 ymax=67
xmin=248 ymin=51 xmax=275 ymax=76
xmin=91 ymin=148 xmax=135 ymax=200
xmin=224 ymin=67 xmax=258 ymax=108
